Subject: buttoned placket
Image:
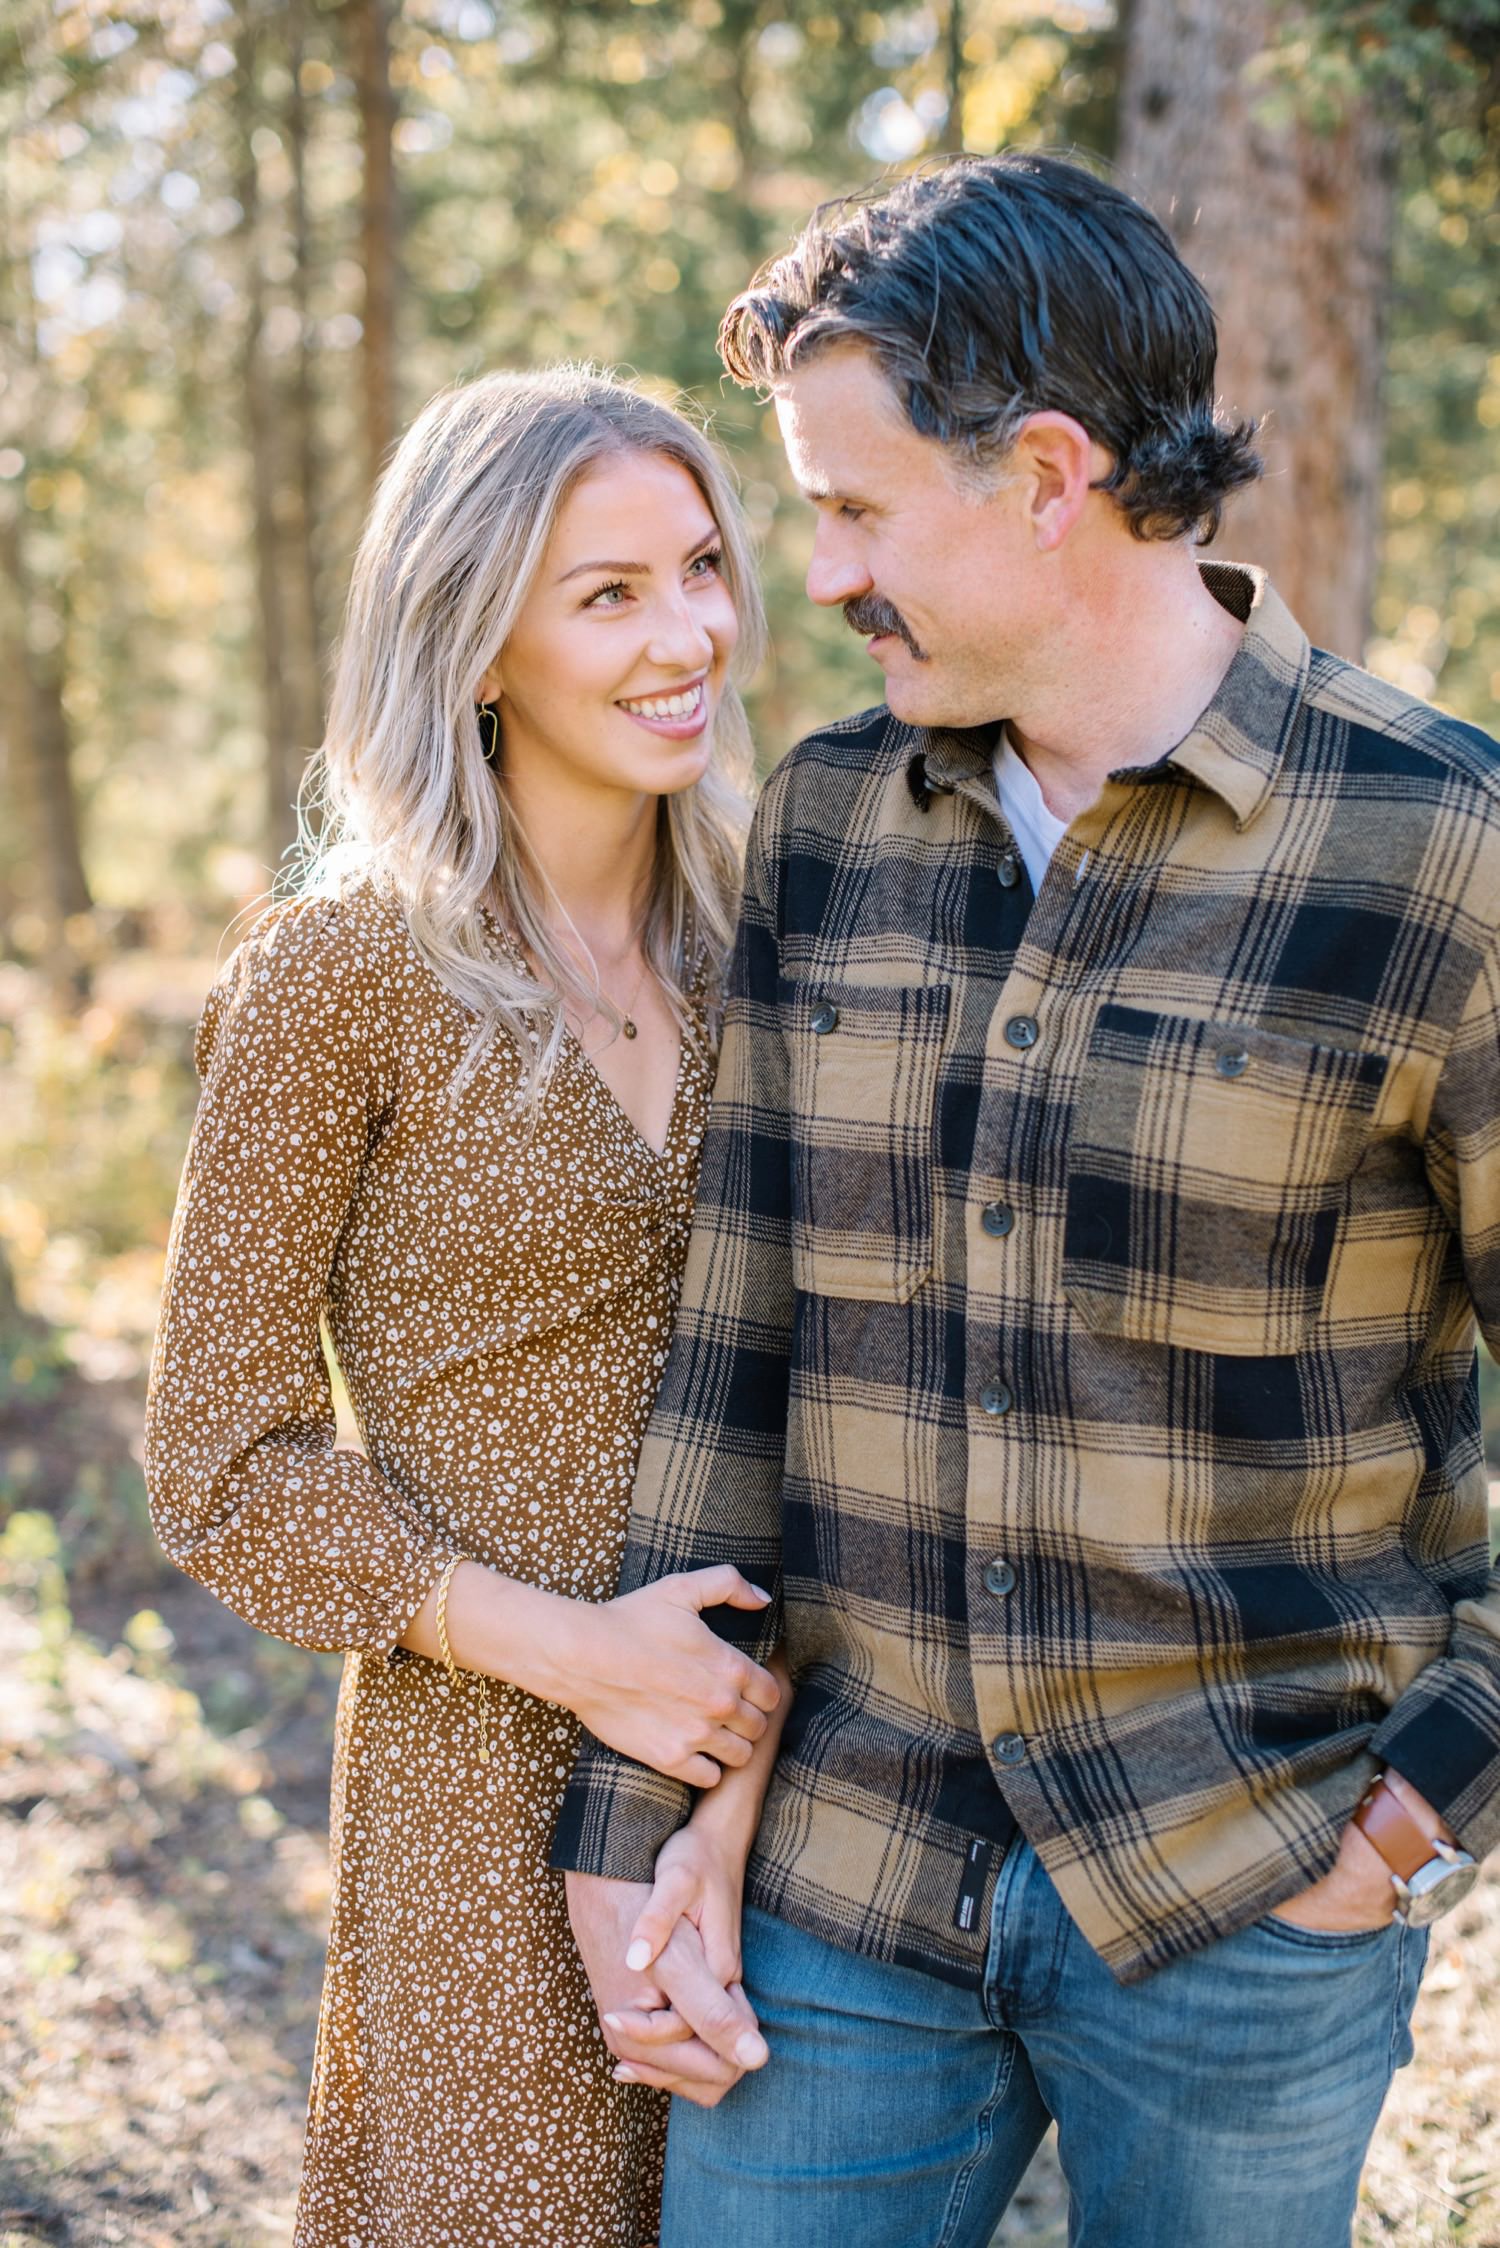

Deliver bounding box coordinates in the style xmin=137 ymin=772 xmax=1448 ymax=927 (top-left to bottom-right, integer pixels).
xmin=946 ymin=755 xmax=1125 ymax=1794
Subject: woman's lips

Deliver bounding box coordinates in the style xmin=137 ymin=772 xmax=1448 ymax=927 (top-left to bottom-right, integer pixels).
xmin=617 ymin=680 xmax=709 ymax=739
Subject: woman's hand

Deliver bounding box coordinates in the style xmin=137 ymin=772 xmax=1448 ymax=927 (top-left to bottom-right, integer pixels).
xmin=626 ymin=1819 xmax=747 ymax=1988
xmin=591 ymin=1826 xmax=763 ymax=2107
xmin=551 ymin=1568 xmax=781 ymax=1787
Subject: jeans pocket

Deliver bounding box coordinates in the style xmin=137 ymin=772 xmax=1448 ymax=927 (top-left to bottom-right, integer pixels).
xmin=1250 ymin=1911 xmax=1394 ymax=1954
xmin=1389 ymin=1920 xmax=1429 ymax=2071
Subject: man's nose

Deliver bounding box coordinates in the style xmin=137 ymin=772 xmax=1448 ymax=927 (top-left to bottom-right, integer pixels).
xmin=806 ymin=522 xmax=871 ymax=610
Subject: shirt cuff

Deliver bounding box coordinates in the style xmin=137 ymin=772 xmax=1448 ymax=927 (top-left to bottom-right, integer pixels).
xmin=549 ymin=1736 xmax=692 ymax=1881
xmin=1368 ymin=1649 xmax=1500 ymax=1859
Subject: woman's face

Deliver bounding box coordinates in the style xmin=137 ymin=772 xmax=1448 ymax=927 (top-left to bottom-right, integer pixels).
xmin=480 ymin=449 xmax=741 ymax=807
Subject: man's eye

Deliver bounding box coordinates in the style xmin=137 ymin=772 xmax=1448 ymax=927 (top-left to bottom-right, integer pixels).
xmin=838 ymin=505 xmax=865 ymax=523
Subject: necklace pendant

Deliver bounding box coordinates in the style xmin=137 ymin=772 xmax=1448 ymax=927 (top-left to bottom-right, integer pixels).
xmin=622 ymin=1016 xmax=638 ymax=1039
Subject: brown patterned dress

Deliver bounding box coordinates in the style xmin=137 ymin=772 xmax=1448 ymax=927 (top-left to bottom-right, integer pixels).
xmin=145 ymin=880 xmax=710 ymax=2247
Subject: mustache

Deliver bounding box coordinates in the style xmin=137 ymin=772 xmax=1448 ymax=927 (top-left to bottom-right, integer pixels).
xmin=843 ymin=593 xmax=929 ymax=662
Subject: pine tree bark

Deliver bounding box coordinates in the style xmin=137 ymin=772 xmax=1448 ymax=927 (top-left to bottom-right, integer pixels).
xmin=1117 ymin=0 xmax=1398 ymax=659
xmin=348 ymin=0 xmax=400 ymax=492
xmin=0 ymin=158 xmax=93 ymax=958
xmin=944 ymin=0 xmax=966 ymax=151
xmin=235 ymin=18 xmax=299 ymax=871
xmin=0 ymin=510 xmax=93 ymax=933
xmin=283 ymin=0 xmax=328 ymax=766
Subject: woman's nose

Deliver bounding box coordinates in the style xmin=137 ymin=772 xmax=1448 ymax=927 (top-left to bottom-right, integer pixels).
xmin=646 ymin=592 xmax=715 ymax=669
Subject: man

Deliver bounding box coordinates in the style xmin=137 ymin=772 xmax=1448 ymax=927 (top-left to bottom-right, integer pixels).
xmin=552 ymin=152 xmax=1499 ymax=2245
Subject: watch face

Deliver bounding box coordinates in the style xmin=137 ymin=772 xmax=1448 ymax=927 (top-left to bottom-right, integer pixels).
xmin=1401 ymin=1856 xmax=1481 ymax=1928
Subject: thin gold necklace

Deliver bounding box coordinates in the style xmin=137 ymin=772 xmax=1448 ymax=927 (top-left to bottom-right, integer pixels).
xmin=615 ymin=953 xmax=649 ymax=1041
xmin=498 ymin=920 xmax=650 ymax=1047
xmin=573 ymin=951 xmax=649 ymax=1048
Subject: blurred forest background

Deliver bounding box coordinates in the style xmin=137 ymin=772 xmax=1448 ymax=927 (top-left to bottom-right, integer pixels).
xmin=3 ymin=2 xmax=1500 ymax=2243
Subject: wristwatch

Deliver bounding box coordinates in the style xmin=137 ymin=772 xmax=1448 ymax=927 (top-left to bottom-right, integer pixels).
xmin=1352 ymin=1777 xmax=1479 ymax=1927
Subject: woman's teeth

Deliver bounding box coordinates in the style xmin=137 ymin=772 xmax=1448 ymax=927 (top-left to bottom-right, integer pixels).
xmin=619 ymin=685 xmax=704 ymax=720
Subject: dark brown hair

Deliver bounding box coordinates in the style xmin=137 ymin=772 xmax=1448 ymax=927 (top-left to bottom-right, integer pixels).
xmin=719 ymin=152 xmax=1262 ymax=543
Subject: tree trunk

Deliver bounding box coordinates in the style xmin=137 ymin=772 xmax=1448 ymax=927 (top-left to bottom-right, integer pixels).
xmin=944 ymin=0 xmax=966 ymax=151
xmin=1117 ymin=0 xmax=1397 ymax=659
xmin=235 ymin=20 xmax=299 ymax=871
xmin=0 ymin=158 xmax=93 ymax=959
xmin=0 ymin=508 xmax=93 ymax=940
xmin=283 ymin=0 xmax=329 ymax=771
xmin=0 ymin=1235 xmax=29 ymax=1335
xmin=348 ymin=0 xmax=400 ymax=493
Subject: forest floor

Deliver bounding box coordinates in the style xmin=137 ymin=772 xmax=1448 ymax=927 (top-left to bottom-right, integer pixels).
xmin=2 ymin=1354 xmax=1498 ymax=2248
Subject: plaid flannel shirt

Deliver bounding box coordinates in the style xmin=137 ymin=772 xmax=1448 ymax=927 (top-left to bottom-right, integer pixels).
xmin=552 ymin=565 xmax=1500 ymax=1986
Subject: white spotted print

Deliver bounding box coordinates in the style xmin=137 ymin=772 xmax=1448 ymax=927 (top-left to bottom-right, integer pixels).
xmin=145 ymin=880 xmax=712 ymax=2247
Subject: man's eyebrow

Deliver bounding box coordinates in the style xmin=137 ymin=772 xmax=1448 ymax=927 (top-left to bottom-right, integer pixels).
xmin=795 ymin=476 xmax=870 ymax=508
xmin=556 ymin=530 xmax=721 ymax=584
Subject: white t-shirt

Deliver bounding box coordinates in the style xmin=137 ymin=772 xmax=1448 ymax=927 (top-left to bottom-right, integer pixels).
xmin=993 ymin=730 xmax=1069 ymax=896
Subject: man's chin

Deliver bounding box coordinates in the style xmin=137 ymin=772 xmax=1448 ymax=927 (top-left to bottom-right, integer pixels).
xmin=881 ymin=671 xmax=998 ymax=731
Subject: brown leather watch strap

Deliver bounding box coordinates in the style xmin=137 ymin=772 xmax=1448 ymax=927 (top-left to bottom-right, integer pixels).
xmin=1353 ymin=1779 xmax=1438 ymax=1881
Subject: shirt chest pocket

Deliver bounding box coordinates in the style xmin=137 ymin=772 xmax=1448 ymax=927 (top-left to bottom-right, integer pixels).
xmin=781 ymin=978 xmax=950 ymax=1304
xmin=1062 ymin=1004 xmax=1388 ymax=1357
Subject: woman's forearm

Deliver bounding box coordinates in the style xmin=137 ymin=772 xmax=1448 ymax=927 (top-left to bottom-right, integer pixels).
xmin=400 ymin=1559 xmax=578 ymax=1705
xmin=400 ymin=1563 xmax=781 ymax=1796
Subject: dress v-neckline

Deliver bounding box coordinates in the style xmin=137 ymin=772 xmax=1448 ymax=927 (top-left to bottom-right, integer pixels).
xmin=564 ymin=1024 xmax=689 ymax=1164
xmin=481 ymin=914 xmax=696 ymax=1162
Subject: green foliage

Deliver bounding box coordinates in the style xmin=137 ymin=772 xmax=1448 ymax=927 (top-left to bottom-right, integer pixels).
xmin=0 ymin=1507 xmax=73 ymax=1693
xmin=1375 ymin=112 xmax=1500 ymax=722
xmin=1295 ymin=0 xmax=1500 ymax=116
xmin=0 ymin=989 xmax=201 ymax=1357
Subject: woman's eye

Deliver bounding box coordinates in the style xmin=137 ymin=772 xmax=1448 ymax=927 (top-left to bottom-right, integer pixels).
xmin=687 ymin=548 xmax=723 ymax=579
xmin=586 ymin=581 xmax=630 ymax=609
xmin=838 ymin=505 xmax=865 ymax=523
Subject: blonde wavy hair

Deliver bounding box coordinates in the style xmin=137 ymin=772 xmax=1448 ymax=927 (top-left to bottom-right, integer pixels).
xmin=299 ymin=364 xmax=766 ymax=1103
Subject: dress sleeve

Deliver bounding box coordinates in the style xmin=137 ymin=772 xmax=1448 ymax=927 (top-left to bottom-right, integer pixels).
xmin=144 ymin=895 xmax=450 ymax=1653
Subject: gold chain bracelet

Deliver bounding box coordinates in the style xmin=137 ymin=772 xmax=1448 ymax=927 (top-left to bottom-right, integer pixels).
xmin=433 ymin=1554 xmax=492 ymax=1767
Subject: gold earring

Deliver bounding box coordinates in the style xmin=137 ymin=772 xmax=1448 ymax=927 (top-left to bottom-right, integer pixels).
xmin=476 ymin=702 xmax=500 ymax=763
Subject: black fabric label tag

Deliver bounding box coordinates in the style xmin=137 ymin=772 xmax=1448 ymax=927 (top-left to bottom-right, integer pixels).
xmin=953 ymin=1837 xmax=993 ymax=1934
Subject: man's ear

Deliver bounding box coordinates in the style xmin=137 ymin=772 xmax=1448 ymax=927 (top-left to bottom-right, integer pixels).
xmin=1012 ymin=412 xmax=1111 ymax=553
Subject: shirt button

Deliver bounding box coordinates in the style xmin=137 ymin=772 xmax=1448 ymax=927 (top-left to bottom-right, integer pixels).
xmin=1004 ymin=1014 xmax=1039 ymax=1050
xmin=1216 ymin=1046 xmax=1249 ymax=1078
xmin=980 ymin=1201 xmax=1014 ymax=1238
xmin=992 ymin=1732 xmax=1026 ymax=1765
xmin=810 ymin=1001 xmax=839 ymax=1035
xmin=997 ymin=852 xmax=1022 ymax=889
xmin=979 ymin=1381 xmax=1013 ymax=1417
xmin=983 ymin=1558 xmax=1017 ymax=1597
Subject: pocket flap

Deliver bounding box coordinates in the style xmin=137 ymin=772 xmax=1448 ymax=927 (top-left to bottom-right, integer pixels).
xmin=781 ymin=978 xmax=950 ymax=1305
xmin=1064 ymin=1005 xmax=1388 ymax=1356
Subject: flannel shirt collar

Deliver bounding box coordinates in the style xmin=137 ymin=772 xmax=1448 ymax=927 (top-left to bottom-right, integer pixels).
xmin=913 ymin=562 xmax=1311 ymax=832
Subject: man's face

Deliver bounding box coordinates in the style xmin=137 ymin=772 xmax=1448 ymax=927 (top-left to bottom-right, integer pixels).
xmin=772 ymin=345 xmax=1047 ymax=728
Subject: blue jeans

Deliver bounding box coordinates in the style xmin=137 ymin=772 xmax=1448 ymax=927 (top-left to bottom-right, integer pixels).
xmin=660 ymin=1838 xmax=1427 ymax=2247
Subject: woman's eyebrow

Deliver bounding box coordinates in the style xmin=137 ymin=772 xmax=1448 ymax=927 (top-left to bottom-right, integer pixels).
xmin=557 ymin=558 xmax=646 ymax=581
xmin=556 ymin=531 xmax=721 ymax=585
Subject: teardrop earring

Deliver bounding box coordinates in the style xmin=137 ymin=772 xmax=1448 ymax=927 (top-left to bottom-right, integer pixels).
xmin=476 ymin=702 xmax=501 ymax=763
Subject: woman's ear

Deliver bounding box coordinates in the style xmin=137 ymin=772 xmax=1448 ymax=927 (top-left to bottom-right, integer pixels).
xmin=475 ymin=659 xmax=503 ymax=702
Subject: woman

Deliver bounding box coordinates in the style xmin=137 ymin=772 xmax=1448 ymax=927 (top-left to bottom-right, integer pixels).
xmin=145 ymin=367 xmax=780 ymax=2247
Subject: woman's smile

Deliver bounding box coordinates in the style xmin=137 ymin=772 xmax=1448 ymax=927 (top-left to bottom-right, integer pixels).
xmin=617 ymin=677 xmax=708 ymax=737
